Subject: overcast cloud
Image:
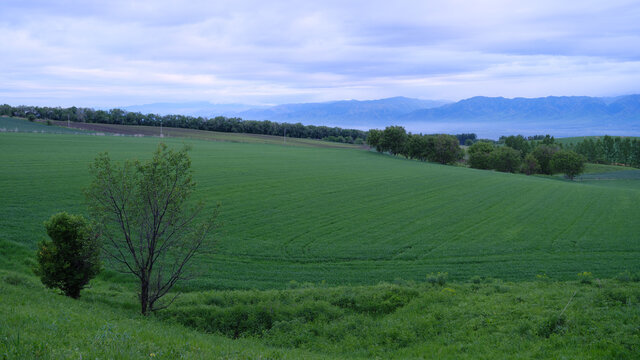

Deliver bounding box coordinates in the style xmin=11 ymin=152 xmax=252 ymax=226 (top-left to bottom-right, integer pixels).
xmin=1 ymin=0 xmax=640 ymax=107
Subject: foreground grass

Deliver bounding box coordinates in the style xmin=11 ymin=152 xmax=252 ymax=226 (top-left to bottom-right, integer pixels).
xmin=0 ymin=270 xmax=327 ymax=360
xmin=2 ymin=270 xmax=639 ymax=359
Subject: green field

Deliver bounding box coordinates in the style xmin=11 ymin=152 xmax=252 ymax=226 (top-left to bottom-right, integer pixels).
xmin=2 ymin=132 xmax=640 ymax=288
xmin=2 ymin=131 xmax=640 ymax=358
xmin=0 ymin=116 xmax=91 ymax=135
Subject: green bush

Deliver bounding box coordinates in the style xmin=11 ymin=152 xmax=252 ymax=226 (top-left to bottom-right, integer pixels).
xmin=536 ymin=314 xmax=566 ymax=338
xmin=615 ymin=270 xmax=640 ymax=282
xmin=331 ymin=285 xmax=419 ymax=315
xmin=33 ymin=212 xmax=101 ymax=298
xmin=551 ymin=150 xmax=585 ymax=180
xmin=521 ymin=153 xmax=540 ymax=175
xmin=489 ymin=146 xmax=522 ymax=173
xmin=467 ymin=142 xmax=494 ymax=169
xmin=426 ymin=272 xmax=448 ymax=286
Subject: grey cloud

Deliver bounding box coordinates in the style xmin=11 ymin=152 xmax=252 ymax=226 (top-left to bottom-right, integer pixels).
xmin=2 ymin=0 xmax=640 ymax=106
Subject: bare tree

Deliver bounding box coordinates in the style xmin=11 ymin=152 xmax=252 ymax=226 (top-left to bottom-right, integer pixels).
xmin=86 ymin=143 xmax=217 ymax=315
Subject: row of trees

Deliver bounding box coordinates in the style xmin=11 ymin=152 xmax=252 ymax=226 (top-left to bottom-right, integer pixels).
xmin=0 ymin=104 xmax=367 ymax=143
xmin=366 ymin=128 xmax=586 ymax=179
xmin=366 ymin=126 xmax=463 ymax=164
xmin=567 ymin=135 xmax=640 ymax=167
xmin=468 ymin=141 xmax=585 ymax=179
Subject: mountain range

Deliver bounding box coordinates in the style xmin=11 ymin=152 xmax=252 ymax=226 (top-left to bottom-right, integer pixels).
xmin=123 ymin=95 xmax=640 ymax=139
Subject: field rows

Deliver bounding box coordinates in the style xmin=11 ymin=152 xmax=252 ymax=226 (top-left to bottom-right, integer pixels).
xmin=2 ymin=132 xmax=640 ymax=289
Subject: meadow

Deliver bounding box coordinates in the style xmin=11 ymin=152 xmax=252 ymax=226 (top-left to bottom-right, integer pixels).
xmin=1 ymin=118 xmax=640 ymax=358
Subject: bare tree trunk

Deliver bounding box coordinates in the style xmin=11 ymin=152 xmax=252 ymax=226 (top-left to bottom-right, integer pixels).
xmin=140 ymin=276 xmax=149 ymax=315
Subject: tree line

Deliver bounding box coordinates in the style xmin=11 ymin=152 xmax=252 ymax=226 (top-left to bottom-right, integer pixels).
xmin=565 ymin=135 xmax=640 ymax=168
xmin=366 ymin=129 xmax=588 ymax=179
xmin=468 ymin=136 xmax=585 ymax=179
xmin=366 ymin=126 xmax=463 ymax=164
xmin=0 ymin=104 xmax=367 ymax=144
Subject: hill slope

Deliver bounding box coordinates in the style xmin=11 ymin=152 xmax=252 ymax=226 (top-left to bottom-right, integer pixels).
xmin=1 ymin=133 xmax=639 ymax=289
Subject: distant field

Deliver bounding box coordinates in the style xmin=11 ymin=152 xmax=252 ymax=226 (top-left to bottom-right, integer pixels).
xmin=556 ymin=135 xmax=640 ymax=146
xmin=2 ymin=132 xmax=639 ymax=290
xmin=582 ymin=163 xmax=636 ymax=174
xmin=38 ymin=118 xmax=365 ymax=149
xmin=0 ymin=116 xmax=90 ymax=134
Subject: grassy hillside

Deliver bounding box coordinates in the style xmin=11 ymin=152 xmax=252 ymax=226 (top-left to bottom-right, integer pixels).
xmin=0 ymin=270 xmax=327 ymax=359
xmin=2 ymin=132 xmax=639 ymax=290
xmin=2 ymin=131 xmax=640 ymax=358
xmin=4 ymin=270 xmax=639 ymax=359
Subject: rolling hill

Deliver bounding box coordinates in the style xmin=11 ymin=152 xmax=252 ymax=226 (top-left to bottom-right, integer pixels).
xmin=2 ymin=131 xmax=639 ymax=288
xmin=2 ymin=129 xmax=640 ymax=358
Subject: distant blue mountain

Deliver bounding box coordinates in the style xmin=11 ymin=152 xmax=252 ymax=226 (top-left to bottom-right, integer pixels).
xmin=121 ymin=95 xmax=640 ymax=138
xmin=399 ymin=95 xmax=640 ymax=138
xmin=235 ymin=97 xmax=449 ymax=127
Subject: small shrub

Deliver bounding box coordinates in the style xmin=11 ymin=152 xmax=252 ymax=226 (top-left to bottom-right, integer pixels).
xmin=601 ymin=288 xmax=633 ymax=305
xmin=615 ymin=270 xmax=640 ymax=283
xmin=536 ymin=273 xmax=550 ymax=281
xmin=2 ymin=273 xmax=35 ymax=287
xmin=426 ymin=272 xmax=448 ymax=286
xmin=536 ymin=314 xmax=566 ymax=338
xmin=330 ymin=285 xmax=418 ymax=315
xmin=33 ymin=212 xmax=101 ymax=298
xmin=578 ymin=271 xmax=593 ymax=284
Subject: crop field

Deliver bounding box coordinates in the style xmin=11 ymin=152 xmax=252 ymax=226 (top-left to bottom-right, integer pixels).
xmin=2 ymin=130 xmax=640 ymax=358
xmin=0 ymin=116 xmax=90 ymax=135
xmin=37 ymin=117 xmax=363 ymax=149
xmin=2 ymin=132 xmax=640 ymax=290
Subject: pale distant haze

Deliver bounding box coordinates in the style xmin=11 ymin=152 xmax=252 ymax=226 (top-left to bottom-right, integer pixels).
xmin=1 ymin=0 xmax=640 ymax=107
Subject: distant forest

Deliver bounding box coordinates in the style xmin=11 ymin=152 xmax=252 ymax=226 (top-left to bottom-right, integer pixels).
xmin=0 ymin=104 xmax=368 ymax=144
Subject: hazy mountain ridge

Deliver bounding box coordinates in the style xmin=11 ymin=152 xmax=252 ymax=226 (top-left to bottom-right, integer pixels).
xmin=235 ymin=97 xmax=449 ymax=125
xmin=401 ymin=95 xmax=640 ymax=121
xmin=122 ymin=95 xmax=640 ymax=138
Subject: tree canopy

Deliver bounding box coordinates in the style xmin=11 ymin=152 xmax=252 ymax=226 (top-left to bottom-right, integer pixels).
xmin=86 ymin=143 xmax=218 ymax=315
xmin=34 ymin=212 xmax=101 ymax=298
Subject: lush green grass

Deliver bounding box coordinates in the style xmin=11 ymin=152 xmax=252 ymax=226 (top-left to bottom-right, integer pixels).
xmin=2 ymin=132 xmax=640 ymax=290
xmin=3 ymin=269 xmax=639 ymax=359
xmin=2 ymin=131 xmax=640 ymax=358
xmin=164 ymin=277 xmax=640 ymax=359
xmin=0 ymin=270 xmax=327 ymax=359
xmin=41 ymin=118 xmax=365 ymax=149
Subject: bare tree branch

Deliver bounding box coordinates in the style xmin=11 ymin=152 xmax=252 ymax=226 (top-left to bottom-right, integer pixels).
xmin=86 ymin=144 xmax=217 ymax=315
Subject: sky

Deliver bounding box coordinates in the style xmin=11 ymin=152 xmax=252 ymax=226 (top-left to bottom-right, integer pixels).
xmin=2 ymin=0 xmax=640 ymax=107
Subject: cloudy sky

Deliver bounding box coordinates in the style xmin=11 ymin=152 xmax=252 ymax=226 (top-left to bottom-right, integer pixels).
xmin=2 ymin=0 xmax=640 ymax=107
